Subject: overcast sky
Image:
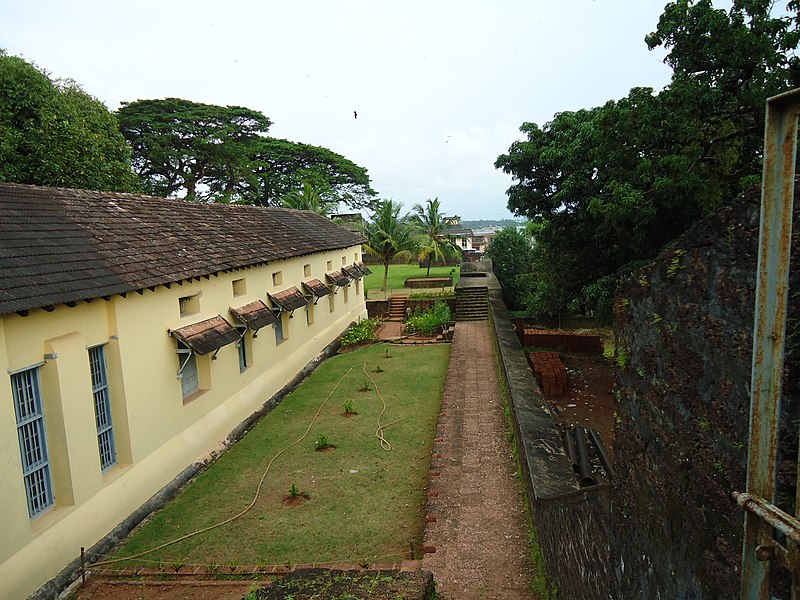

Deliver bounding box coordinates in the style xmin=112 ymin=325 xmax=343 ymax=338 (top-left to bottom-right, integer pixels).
xmin=2 ymin=1 xmax=703 ymax=220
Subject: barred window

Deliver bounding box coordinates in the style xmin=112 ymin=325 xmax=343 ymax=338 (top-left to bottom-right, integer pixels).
xmin=11 ymin=367 xmax=53 ymax=518
xmin=89 ymin=346 xmax=116 ymax=470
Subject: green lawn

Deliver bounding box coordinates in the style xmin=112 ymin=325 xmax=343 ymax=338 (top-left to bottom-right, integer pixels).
xmin=110 ymin=343 xmax=450 ymax=569
xmin=363 ymin=263 xmax=460 ymax=292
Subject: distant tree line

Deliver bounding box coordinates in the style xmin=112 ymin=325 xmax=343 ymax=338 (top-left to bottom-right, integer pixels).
xmin=461 ymin=218 xmax=522 ymax=229
xmin=493 ymin=0 xmax=800 ymax=322
xmin=0 ymin=51 xmax=376 ymax=212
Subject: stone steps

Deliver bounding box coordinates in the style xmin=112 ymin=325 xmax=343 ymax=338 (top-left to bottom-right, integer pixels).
xmin=387 ymin=295 xmax=408 ymax=322
xmin=455 ymin=288 xmax=488 ymax=321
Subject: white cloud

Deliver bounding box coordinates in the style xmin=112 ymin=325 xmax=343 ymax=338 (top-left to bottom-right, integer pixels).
xmin=0 ymin=0 xmax=705 ymax=220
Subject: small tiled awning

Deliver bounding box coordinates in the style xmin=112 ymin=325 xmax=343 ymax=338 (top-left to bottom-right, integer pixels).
xmin=356 ymin=261 xmax=373 ymax=276
xmin=342 ymin=265 xmax=363 ymax=280
xmin=169 ymin=315 xmax=240 ymax=355
xmin=326 ymin=270 xmax=351 ymax=287
xmin=230 ymin=299 xmax=276 ymax=331
xmin=302 ymin=278 xmax=332 ymax=298
xmin=269 ymin=286 xmax=308 ymax=312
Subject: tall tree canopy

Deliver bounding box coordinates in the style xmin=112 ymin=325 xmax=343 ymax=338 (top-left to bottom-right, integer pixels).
xmin=410 ymin=197 xmax=461 ymax=275
xmin=495 ymin=0 xmax=800 ymax=320
xmin=248 ymin=138 xmax=376 ymax=209
xmin=0 ymin=51 xmax=138 ymax=191
xmin=117 ymin=98 xmax=272 ymax=201
xmin=485 ymin=227 xmax=533 ymax=309
xmin=117 ymin=98 xmax=376 ymax=209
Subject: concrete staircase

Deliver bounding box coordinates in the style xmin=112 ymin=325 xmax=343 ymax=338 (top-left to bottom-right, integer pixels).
xmin=455 ymin=286 xmax=489 ymax=321
xmin=388 ymin=295 xmax=408 ymax=321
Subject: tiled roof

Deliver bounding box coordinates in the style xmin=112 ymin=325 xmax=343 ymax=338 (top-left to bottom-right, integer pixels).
xmin=342 ymin=265 xmax=363 ymax=280
xmin=326 ymin=270 xmax=351 ymax=286
xmin=0 ymin=183 xmax=364 ymax=316
xmin=355 ymin=261 xmax=373 ymax=276
xmin=302 ymin=278 xmax=332 ymax=298
xmin=169 ymin=315 xmax=240 ymax=355
xmin=230 ymin=299 xmax=276 ymax=330
xmin=269 ymin=286 xmax=308 ymax=312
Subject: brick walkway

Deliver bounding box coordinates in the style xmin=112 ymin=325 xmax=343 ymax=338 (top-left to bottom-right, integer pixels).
xmin=422 ymin=320 xmax=537 ymax=599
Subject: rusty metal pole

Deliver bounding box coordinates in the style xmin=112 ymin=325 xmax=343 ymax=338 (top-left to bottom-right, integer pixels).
xmin=741 ymin=88 xmax=800 ymax=600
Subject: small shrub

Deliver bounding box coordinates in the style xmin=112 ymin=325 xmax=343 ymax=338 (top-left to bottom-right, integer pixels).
xmin=340 ymin=318 xmax=381 ymax=347
xmin=372 ymin=365 xmax=384 ymax=373
xmin=343 ymin=399 xmax=355 ymax=414
xmin=359 ymin=380 xmax=372 ymax=392
xmin=289 ymin=483 xmax=301 ymax=498
xmin=616 ymin=347 xmax=629 ymax=369
xmin=315 ymin=435 xmax=333 ymax=450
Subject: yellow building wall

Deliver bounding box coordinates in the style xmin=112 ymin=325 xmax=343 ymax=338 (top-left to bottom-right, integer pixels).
xmin=0 ymin=246 xmax=366 ymax=600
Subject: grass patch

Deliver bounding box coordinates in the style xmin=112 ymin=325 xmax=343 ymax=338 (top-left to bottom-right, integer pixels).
xmin=363 ymin=263 xmax=459 ymax=291
xmin=111 ymin=343 xmax=450 ymax=568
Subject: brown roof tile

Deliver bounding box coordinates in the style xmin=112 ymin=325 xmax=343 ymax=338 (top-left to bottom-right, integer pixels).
xmin=268 ymin=286 xmax=308 ymax=312
xmin=302 ymin=278 xmax=332 ymax=298
xmin=326 ymin=270 xmax=351 ymax=286
xmin=342 ymin=265 xmax=363 ymax=280
xmin=229 ymin=299 xmax=277 ymax=330
xmin=0 ymin=183 xmax=364 ymax=315
xmin=355 ymin=261 xmax=373 ymax=276
xmin=170 ymin=315 xmax=240 ymax=355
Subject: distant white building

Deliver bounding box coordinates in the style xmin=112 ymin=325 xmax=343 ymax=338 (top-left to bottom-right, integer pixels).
xmin=443 ymin=215 xmax=474 ymax=252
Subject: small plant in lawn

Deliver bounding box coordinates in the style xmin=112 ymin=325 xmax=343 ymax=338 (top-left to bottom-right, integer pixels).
xmin=289 ymin=483 xmax=301 ymax=498
xmin=315 ymin=435 xmax=333 ymax=450
xmin=359 ymin=380 xmax=372 ymax=392
xmin=343 ymin=399 xmax=356 ymax=414
xmin=384 ymin=347 xmax=392 ymax=359
xmin=372 ymin=365 xmax=384 ymax=373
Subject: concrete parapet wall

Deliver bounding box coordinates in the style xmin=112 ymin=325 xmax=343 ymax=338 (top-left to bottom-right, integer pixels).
xmin=490 ymin=296 xmax=611 ymax=600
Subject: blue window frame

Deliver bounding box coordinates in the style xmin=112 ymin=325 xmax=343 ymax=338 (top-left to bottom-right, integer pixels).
xmin=89 ymin=345 xmax=116 ymax=470
xmin=177 ymin=342 xmax=199 ymax=399
xmin=11 ymin=367 xmax=54 ymax=518
xmin=275 ymin=313 xmax=285 ymax=344
xmin=236 ymin=327 xmax=248 ymax=372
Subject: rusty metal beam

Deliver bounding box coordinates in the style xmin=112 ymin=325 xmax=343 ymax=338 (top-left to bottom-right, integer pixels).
xmin=741 ymin=87 xmax=800 ymax=599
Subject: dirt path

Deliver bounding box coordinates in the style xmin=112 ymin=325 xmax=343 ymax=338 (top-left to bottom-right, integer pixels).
xmin=422 ymin=320 xmax=537 ymax=599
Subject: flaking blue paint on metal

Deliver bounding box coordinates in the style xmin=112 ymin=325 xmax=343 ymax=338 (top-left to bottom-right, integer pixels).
xmin=740 ymin=87 xmax=800 ymax=600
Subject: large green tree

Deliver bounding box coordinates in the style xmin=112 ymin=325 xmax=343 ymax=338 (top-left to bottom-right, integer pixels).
xmin=359 ymin=200 xmax=415 ymax=292
xmin=485 ymin=227 xmax=533 ymax=309
xmin=117 ymin=98 xmax=272 ymax=201
xmin=117 ymin=100 xmax=376 ymax=208
xmin=247 ymin=138 xmax=376 ymax=209
xmin=0 ymin=51 xmax=138 ymax=191
xmin=495 ymin=0 xmax=800 ymax=320
xmin=410 ymin=197 xmax=461 ymax=275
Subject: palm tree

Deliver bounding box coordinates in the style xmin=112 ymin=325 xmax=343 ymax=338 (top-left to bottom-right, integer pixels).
xmin=279 ymin=181 xmax=338 ymax=216
xmin=359 ymin=200 xmax=415 ymax=292
xmin=410 ymin=197 xmax=461 ymax=276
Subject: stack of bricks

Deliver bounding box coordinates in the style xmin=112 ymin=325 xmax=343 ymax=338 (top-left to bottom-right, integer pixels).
xmin=527 ymin=351 xmax=568 ymax=397
xmin=521 ymin=329 xmax=604 ymax=353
